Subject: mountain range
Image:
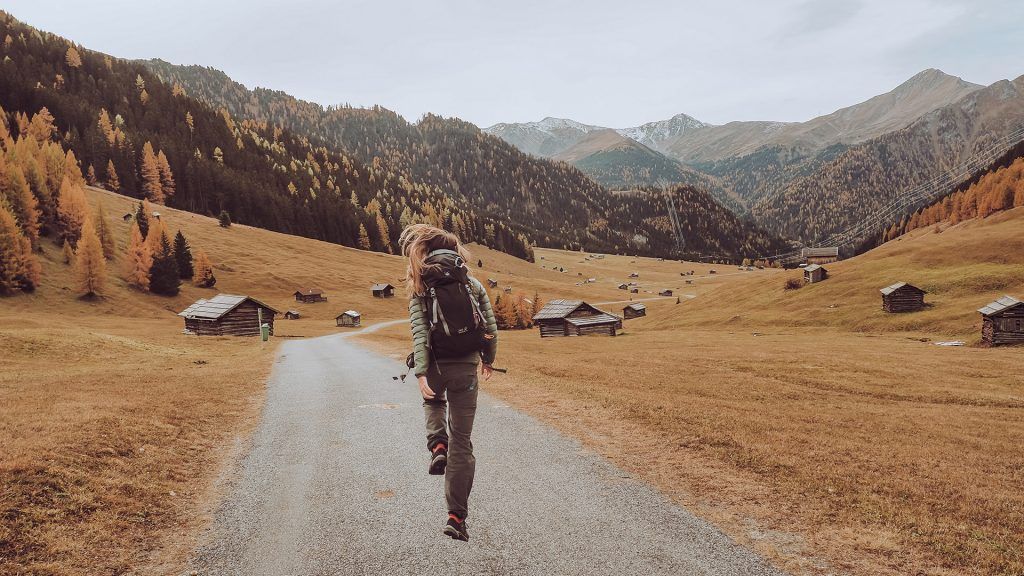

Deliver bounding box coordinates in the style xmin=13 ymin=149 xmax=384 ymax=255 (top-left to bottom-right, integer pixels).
xmin=484 ymin=69 xmax=1024 ymax=243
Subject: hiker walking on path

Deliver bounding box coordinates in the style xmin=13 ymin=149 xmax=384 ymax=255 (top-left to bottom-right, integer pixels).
xmin=400 ymin=224 xmax=498 ymax=542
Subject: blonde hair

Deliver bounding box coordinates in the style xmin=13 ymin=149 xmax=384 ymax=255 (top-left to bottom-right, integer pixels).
xmin=399 ymin=223 xmax=472 ymax=296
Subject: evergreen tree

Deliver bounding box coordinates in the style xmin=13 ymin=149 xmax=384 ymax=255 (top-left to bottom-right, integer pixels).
xmin=95 ymin=202 xmax=115 ymax=260
xmin=124 ymin=222 xmax=151 ymax=290
xmin=0 ymin=200 xmax=40 ymax=294
xmin=135 ymin=201 xmax=149 ymax=239
xmin=357 ymin=223 xmax=371 ymax=251
xmin=62 ymin=239 xmax=74 ymax=264
xmin=2 ymin=160 xmax=41 ymax=246
xmin=65 ymin=46 xmax=82 ymax=67
xmin=105 ymin=159 xmax=120 ymax=192
xmin=492 ymin=293 xmax=517 ymax=330
xmin=173 ymin=230 xmax=194 ymax=279
xmin=192 ymin=249 xmax=216 ymax=287
xmin=513 ymin=293 xmax=532 ymax=329
xmin=477 ymin=259 xmax=483 ymax=268
xmin=531 ymin=291 xmax=543 ymax=318
xmin=148 ymin=231 xmax=180 ymax=296
xmin=140 ymin=141 xmax=164 ymax=203
xmin=156 ymin=150 xmax=175 ymax=199
xmin=218 ymin=210 xmax=231 ymax=228
xmin=56 ymin=177 xmax=88 ymax=246
xmin=73 ymin=219 xmax=106 ymax=297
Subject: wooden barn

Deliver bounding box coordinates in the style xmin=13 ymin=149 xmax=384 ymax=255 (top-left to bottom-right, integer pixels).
xmin=284 ymin=310 xmax=301 ymax=320
xmin=978 ymin=295 xmax=1024 ymax=346
xmin=880 ymin=282 xmax=926 ymax=313
xmin=802 ymin=247 xmax=840 ymax=265
xmin=371 ymin=283 xmax=395 ymax=298
xmin=179 ymin=294 xmax=279 ymax=336
xmin=293 ymin=288 xmax=327 ymax=303
xmin=336 ymin=310 xmax=361 ymax=327
xmin=803 ymin=264 xmax=827 ymax=284
xmin=623 ymin=303 xmax=646 ymax=319
xmin=659 ymin=289 xmax=673 ymax=297
xmin=532 ymin=299 xmax=622 ymax=337
xmin=630 ymin=287 xmax=639 ymax=294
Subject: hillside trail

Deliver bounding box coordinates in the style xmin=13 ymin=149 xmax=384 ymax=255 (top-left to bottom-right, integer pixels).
xmin=187 ymin=321 xmax=785 ymax=576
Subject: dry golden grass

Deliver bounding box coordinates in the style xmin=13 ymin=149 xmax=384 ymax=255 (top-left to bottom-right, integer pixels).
xmin=5 ymin=186 xmax=1024 ymax=575
xmin=360 ymin=209 xmax=1024 ymax=576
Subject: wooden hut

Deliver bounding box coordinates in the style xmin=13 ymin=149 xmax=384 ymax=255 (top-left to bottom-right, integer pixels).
xmin=293 ymin=288 xmax=327 ymax=303
xmin=178 ymin=294 xmax=279 ymax=336
xmin=880 ymin=282 xmax=926 ymax=313
xmin=659 ymin=289 xmax=673 ymax=297
xmin=630 ymin=287 xmax=639 ymax=294
xmin=802 ymin=247 xmax=840 ymax=264
xmin=122 ymin=212 xmax=133 ymax=221
xmin=487 ymin=278 xmax=498 ymax=288
xmin=371 ymin=283 xmax=395 ymax=298
xmin=803 ymin=264 xmax=827 ymax=284
xmin=629 ymin=272 xmax=639 ymax=278
xmin=978 ymin=295 xmax=1024 ymax=346
xmin=284 ymin=310 xmax=301 ymax=320
xmin=532 ymin=299 xmax=622 ymax=337
xmin=623 ymin=303 xmax=646 ymax=319
xmin=617 ymin=283 xmax=629 ymax=290
xmin=336 ymin=310 xmax=362 ymax=327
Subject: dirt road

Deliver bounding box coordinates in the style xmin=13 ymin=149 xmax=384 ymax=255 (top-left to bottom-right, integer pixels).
xmin=188 ymin=324 xmax=784 ymax=576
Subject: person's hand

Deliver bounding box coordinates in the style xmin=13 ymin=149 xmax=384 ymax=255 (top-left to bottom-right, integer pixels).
xmin=418 ymin=375 xmax=435 ymax=400
xmin=481 ymin=364 xmax=493 ymax=381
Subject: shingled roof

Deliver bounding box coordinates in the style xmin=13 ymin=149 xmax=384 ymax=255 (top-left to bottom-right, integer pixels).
xmin=371 ymin=283 xmax=394 ymax=291
xmin=178 ymin=294 xmax=280 ymax=320
xmin=625 ymin=303 xmax=646 ymax=312
xmin=532 ymin=299 xmax=608 ymax=321
xmin=294 ymin=288 xmax=323 ymax=296
xmin=978 ymin=295 xmax=1022 ymax=316
xmin=880 ymin=282 xmax=926 ymax=296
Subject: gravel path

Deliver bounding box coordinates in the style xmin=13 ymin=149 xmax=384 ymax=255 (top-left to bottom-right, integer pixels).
xmin=188 ymin=323 xmax=785 ymax=576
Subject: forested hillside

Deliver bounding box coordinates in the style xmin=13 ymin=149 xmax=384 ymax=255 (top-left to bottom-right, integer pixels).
xmin=750 ymin=76 xmax=1024 ymax=242
xmin=0 ymin=13 xmax=535 ymax=259
xmin=144 ymin=58 xmax=783 ymax=258
xmin=881 ymin=143 xmax=1024 ymax=242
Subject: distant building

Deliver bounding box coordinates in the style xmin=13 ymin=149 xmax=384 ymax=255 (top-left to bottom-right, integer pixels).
xmin=978 ymin=295 xmax=1024 ymax=346
xmin=487 ymin=278 xmax=499 ymax=288
xmin=617 ymin=283 xmax=629 ymax=290
xmin=293 ymin=288 xmax=327 ymax=303
xmin=178 ymin=294 xmax=279 ymax=336
xmin=880 ymin=282 xmax=926 ymax=313
xmin=803 ymin=264 xmax=827 ymax=284
xmin=532 ymin=299 xmax=622 ymax=337
xmin=623 ymin=303 xmax=646 ymax=319
xmin=659 ymin=289 xmax=673 ymax=297
xmin=802 ymin=247 xmax=840 ymax=265
xmin=336 ymin=310 xmax=362 ymax=327
xmin=629 ymin=272 xmax=639 ymax=278
xmin=284 ymin=310 xmax=301 ymax=320
xmin=371 ymin=283 xmax=395 ymax=298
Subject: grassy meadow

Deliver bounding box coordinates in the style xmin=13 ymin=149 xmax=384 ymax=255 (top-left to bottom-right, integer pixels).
xmin=2 ymin=186 xmax=1023 ymax=575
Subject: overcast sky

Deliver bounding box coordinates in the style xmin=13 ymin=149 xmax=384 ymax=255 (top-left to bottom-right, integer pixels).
xmin=5 ymin=0 xmax=1022 ymax=128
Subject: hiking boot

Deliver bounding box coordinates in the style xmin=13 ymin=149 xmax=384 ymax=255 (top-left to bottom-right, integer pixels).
xmin=428 ymin=443 xmax=447 ymax=475
xmin=443 ymin=514 xmax=469 ymax=542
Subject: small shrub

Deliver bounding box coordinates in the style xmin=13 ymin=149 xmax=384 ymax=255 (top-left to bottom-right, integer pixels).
xmin=784 ymin=277 xmax=803 ymax=290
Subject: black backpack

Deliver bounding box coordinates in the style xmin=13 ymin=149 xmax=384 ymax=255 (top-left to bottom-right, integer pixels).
xmin=421 ymin=250 xmax=485 ymax=359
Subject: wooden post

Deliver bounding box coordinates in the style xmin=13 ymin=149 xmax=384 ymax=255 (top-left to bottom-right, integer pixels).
xmin=257 ymin=307 xmax=263 ymax=342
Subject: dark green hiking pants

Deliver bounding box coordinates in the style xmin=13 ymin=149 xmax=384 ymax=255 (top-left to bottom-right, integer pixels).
xmin=423 ymin=362 xmax=479 ymax=519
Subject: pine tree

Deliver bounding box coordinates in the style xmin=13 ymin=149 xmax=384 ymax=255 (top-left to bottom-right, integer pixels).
xmin=65 ymin=46 xmax=82 ymax=68
xmin=105 ymin=159 xmax=121 ymax=192
xmin=492 ymin=293 xmax=517 ymax=330
xmin=358 ymin=223 xmax=371 ymax=251
xmin=140 ymin=141 xmax=164 ymax=203
xmin=98 ymin=109 xmax=115 ymax=146
xmin=156 ymin=150 xmax=175 ymax=198
xmin=477 ymin=259 xmax=483 ymax=268
xmin=135 ymin=201 xmax=150 ymax=239
xmin=513 ymin=292 xmax=531 ymax=329
xmin=531 ymin=291 xmax=543 ymax=318
xmin=148 ymin=231 xmax=180 ymax=296
xmin=124 ymin=222 xmax=152 ymax=290
xmin=62 ymin=239 xmax=74 ymax=264
xmin=86 ymin=164 xmax=98 ymax=186
xmin=56 ymin=177 xmax=88 ymax=246
xmin=192 ymin=249 xmax=216 ymax=288
xmin=95 ymin=202 xmax=115 ymax=260
xmin=0 ymin=200 xmax=40 ymax=294
xmin=74 ymin=219 xmax=106 ymax=297
xmin=173 ymin=230 xmax=193 ymax=279
xmin=375 ymin=213 xmax=392 ymax=253
xmin=2 ymin=161 xmax=41 ymax=246
xmin=218 ymin=210 xmax=231 ymax=228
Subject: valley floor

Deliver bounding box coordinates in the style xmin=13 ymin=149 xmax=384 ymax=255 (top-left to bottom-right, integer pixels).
xmin=2 ymin=188 xmax=1023 ymax=575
